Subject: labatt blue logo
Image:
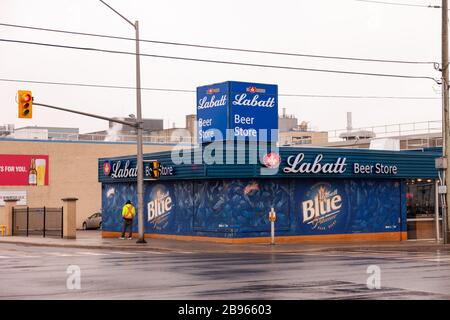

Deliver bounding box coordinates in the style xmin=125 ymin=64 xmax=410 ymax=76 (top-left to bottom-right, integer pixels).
xmin=302 ymin=183 xmax=343 ymax=231
xmin=147 ymin=185 xmax=173 ymax=227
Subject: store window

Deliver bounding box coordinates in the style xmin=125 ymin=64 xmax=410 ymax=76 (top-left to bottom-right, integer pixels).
xmin=406 ymin=179 xmax=441 ymax=240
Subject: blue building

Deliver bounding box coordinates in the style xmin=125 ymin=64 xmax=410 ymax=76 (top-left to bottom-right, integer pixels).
xmin=98 ymin=145 xmax=441 ymax=243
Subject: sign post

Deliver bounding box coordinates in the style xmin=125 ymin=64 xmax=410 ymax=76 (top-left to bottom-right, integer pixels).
xmin=269 ymin=207 xmax=276 ymax=245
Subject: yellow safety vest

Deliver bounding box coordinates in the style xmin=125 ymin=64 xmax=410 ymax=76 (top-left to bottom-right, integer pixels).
xmin=122 ymin=204 xmax=136 ymax=220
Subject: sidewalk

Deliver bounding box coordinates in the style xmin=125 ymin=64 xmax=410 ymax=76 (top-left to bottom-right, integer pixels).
xmin=0 ymin=230 xmax=448 ymax=254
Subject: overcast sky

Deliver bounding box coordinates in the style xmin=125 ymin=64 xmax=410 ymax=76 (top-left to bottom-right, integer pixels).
xmin=0 ymin=0 xmax=444 ymax=134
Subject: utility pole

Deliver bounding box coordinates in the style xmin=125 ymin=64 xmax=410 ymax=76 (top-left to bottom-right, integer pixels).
xmin=443 ymin=0 xmax=449 ymax=244
xmin=100 ymin=0 xmax=146 ymax=243
xmin=135 ymin=20 xmax=146 ymax=244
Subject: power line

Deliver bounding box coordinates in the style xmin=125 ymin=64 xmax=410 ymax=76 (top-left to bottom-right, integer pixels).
xmin=281 ymin=93 xmax=440 ymax=99
xmin=0 ymin=22 xmax=437 ymax=65
xmin=0 ymin=38 xmax=439 ymax=83
xmin=354 ymin=0 xmax=441 ymax=8
xmin=0 ymin=78 xmax=194 ymax=93
xmin=0 ymin=77 xmax=441 ymax=100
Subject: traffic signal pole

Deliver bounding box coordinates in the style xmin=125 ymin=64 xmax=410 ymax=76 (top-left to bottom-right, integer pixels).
xmin=99 ymin=0 xmax=146 ymax=243
xmin=33 ymin=102 xmax=137 ymax=127
xmin=442 ymin=0 xmax=450 ymax=244
xmin=135 ymin=20 xmax=146 ymax=244
xmin=32 ymin=100 xmax=146 ymax=243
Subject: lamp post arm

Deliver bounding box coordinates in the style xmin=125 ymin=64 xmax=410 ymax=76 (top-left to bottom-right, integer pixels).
xmin=99 ymin=0 xmax=135 ymax=29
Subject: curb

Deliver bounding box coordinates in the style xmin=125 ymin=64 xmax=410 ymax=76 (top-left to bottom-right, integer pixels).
xmin=1 ymin=238 xmax=448 ymax=254
xmin=0 ymin=239 xmax=177 ymax=253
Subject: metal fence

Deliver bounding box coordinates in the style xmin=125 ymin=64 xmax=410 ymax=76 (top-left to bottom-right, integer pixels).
xmin=12 ymin=207 xmax=63 ymax=238
xmin=327 ymin=120 xmax=442 ymax=142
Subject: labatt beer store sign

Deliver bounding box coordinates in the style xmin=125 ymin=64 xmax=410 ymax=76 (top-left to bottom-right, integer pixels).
xmin=103 ymin=160 xmax=174 ymax=179
xmin=196 ymin=81 xmax=278 ymax=143
xmin=283 ymin=153 xmax=399 ymax=176
xmin=301 ymin=183 xmax=343 ymax=231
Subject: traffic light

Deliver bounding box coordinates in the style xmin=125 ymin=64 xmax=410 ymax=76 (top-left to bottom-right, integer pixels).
xmin=150 ymin=160 xmax=161 ymax=179
xmin=18 ymin=90 xmax=33 ymax=119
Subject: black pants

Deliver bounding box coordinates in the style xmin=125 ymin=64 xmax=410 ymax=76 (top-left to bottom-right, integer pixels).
xmin=121 ymin=219 xmax=133 ymax=238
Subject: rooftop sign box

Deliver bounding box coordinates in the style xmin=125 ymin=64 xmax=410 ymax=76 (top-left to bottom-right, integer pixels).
xmin=196 ymin=81 xmax=278 ymax=144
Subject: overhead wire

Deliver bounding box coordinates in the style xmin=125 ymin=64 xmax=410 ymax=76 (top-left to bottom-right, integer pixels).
xmin=0 ymin=78 xmax=441 ymax=100
xmin=0 ymin=38 xmax=440 ymax=83
xmin=0 ymin=22 xmax=438 ymax=65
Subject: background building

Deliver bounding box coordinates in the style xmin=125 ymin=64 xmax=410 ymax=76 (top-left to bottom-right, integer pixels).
xmin=80 ymin=117 xmax=164 ymax=142
xmin=0 ymin=124 xmax=14 ymax=137
xmin=10 ymin=126 xmax=80 ymax=140
xmin=0 ymin=138 xmax=187 ymax=229
xmin=149 ymin=115 xmax=196 ymax=144
xmin=278 ymin=108 xmax=328 ymax=146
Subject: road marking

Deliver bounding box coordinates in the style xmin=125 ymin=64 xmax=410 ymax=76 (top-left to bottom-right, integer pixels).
xmin=110 ymin=251 xmax=137 ymax=255
xmin=45 ymin=252 xmax=81 ymax=257
xmin=75 ymin=251 xmax=110 ymax=256
xmin=136 ymin=250 xmax=167 ymax=255
xmin=425 ymin=257 xmax=450 ymax=262
xmin=0 ymin=254 xmax=41 ymax=259
xmin=281 ymin=250 xmax=450 ymax=263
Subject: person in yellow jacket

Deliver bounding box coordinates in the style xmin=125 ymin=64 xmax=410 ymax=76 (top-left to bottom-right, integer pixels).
xmin=120 ymin=200 xmax=136 ymax=240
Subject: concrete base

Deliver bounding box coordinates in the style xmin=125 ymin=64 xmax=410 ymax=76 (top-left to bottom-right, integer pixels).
xmin=102 ymin=231 xmax=407 ymax=244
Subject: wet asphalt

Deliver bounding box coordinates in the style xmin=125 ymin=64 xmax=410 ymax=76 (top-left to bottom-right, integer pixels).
xmin=0 ymin=243 xmax=449 ymax=300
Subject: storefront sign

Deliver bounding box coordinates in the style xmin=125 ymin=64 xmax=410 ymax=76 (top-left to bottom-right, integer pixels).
xmin=0 ymin=190 xmax=27 ymax=205
xmin=0 ymin=155 xmax=49 ymax=186
xmin=197 ymin=81 xmax=278 ymax=143
xmin=284 ymin=154 xmax=347 ymax=174
xmin=102 ymin=159 xmax=175 ymax=180
xmin=196 ymin=82 xmax=229 ymax=143
xmin=283 ymin=153 xmax=398 ymax=176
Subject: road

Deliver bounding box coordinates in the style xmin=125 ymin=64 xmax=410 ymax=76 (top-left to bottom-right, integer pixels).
xmin=0 ymin=243 xmax=449 ymax=299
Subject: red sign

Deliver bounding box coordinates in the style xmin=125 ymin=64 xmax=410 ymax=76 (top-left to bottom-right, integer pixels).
xmin=263 ymin=152 xmax=281 ymax=169
xmin=103 ymin=161 xmax=111 ymax=176
xmin=0 ymin=155 xmax=49 ymax=186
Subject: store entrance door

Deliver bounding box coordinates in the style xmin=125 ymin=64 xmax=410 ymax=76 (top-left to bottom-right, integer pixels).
xmin=406 ymin=179 xmax=442 ymax=241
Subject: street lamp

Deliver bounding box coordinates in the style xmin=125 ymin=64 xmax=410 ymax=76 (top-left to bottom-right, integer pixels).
xmin=100 ymin=0 xmax=146 ymax=244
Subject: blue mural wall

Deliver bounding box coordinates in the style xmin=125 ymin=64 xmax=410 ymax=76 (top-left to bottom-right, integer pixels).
xmin=102 ymin=178 xmax=405 ymax=238
xmin=192 ymin=179 xmax=290 ymax=237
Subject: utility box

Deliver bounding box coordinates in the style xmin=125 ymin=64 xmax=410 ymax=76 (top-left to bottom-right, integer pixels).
xmin=435 ymin=157 xmax=447 ymax=169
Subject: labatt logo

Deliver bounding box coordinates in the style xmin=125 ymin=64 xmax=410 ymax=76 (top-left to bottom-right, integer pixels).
xmin=148 ymin=187 xmax=173 ymax=224
xmin=232 ymin=93 xmax=275 ymax=108
xmin=197 ymin=95 xmax=227 ymax=110
xmin=110 ymin=160 xmax=137 ymax=179
xmin=302 ymin=184 xmax=343 ymax=230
